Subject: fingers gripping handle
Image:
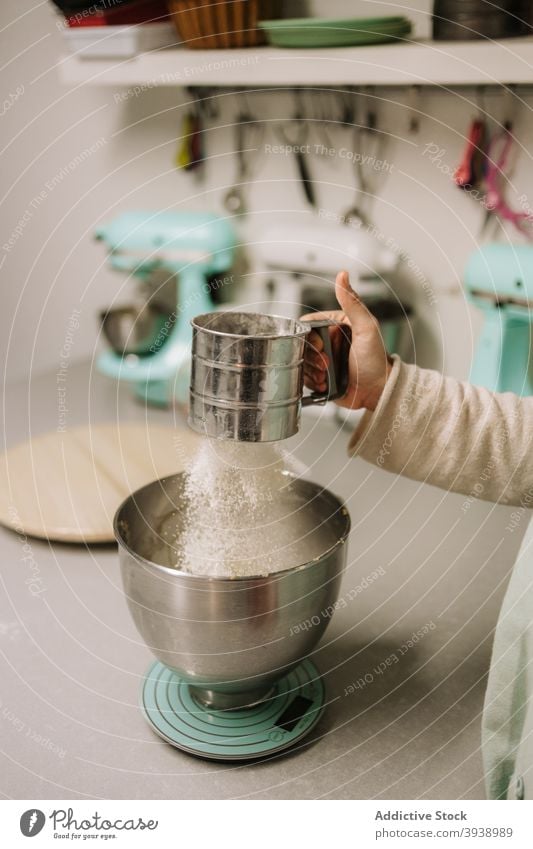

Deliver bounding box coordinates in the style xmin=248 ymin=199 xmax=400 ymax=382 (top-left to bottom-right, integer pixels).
xmin=301 ymin=319 xmax=351 ymax=406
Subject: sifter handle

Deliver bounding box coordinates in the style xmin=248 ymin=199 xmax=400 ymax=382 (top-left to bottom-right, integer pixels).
xmin=301 ymin=319 xmax=351 ymax=406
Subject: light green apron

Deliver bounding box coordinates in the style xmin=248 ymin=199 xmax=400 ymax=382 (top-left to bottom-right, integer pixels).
xmin=482 ymin=516 xmax=533 ymax=799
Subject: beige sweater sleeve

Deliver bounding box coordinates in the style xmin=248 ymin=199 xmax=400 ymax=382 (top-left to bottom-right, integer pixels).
xmin=349 ymin=355 xmax=533 ymax=508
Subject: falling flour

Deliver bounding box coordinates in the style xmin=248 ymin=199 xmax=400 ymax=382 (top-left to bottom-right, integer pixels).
xmin=156 ymin=439 xmax=338 ymax=578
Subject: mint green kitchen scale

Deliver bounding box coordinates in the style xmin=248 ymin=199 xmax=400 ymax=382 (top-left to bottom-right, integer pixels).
xmin=465 ymin=245 xmax=533 ymax=396
xmin=142 ymin=659 xmax=325 ymax=760
xmin=96 ymin=211 xmax=235 ymax=407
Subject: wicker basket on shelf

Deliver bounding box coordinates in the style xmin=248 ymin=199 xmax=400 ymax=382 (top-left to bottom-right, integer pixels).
xmin=168 ymin=0 xmax=281 ymax=49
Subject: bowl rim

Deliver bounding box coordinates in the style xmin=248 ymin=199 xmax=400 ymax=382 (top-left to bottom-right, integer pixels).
xmin=113 ymin=472 xmax=351 ymax=583
xmin=191 ymin=311 xmax=311 ymax=342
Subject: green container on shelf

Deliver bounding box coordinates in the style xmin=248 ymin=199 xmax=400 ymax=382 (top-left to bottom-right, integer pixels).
xmin=258 ymin=16 xmax=412 ymax=48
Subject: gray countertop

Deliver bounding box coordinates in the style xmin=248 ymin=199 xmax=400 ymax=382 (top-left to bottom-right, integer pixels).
xmin=0 ymin=361 xmax=524 ymax=800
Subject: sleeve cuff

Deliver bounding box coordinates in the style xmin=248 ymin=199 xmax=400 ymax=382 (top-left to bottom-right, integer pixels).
xmin=348 ymin=355 xmax=428 ymax=466
xmin=348 ymin=354 xmax=401 ymax=456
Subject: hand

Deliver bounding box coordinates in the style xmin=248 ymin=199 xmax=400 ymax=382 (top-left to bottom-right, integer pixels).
xmin=301 ymin=270 xmax=393 ymax=412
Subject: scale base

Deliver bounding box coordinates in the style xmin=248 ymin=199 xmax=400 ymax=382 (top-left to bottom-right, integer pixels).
xmin=141 ymin=658 xmax=325 ymax=761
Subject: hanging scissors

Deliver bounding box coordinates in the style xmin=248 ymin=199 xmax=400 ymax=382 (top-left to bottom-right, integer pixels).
xmin=454 ymin=118 xmax=486 ymax=190
xmin=455 ymin=87 xmax=488 ymax=191
xmin=483 ymin=122 xmax=533 ymax=240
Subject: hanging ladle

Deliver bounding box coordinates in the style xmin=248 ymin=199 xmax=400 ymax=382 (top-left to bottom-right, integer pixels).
xmin=342 ymin=91 xmax=386 ymax=227
xmin=223 ymin=111 xmax=248 ymax=215
xmin=342 ymin=124 xmax=370 ymax=227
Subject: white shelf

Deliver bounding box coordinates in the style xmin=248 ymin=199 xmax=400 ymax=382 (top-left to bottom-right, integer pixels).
xmin=58 ymin=37 xmax=533 ymax=88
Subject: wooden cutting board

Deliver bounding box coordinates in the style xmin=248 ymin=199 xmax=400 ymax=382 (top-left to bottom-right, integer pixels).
xmin=0 ymin=423 xmax=200 ymax=544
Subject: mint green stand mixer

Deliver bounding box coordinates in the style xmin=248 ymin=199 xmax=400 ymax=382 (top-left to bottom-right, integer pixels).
xmin=465 ymin=245 xmax=533 ymax=396
xmin=96 ymin=211 xmax=235 ymax=407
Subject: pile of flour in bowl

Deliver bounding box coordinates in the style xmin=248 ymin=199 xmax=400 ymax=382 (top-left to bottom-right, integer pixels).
xmin=165 ymin=439 xmax=338 ymax=578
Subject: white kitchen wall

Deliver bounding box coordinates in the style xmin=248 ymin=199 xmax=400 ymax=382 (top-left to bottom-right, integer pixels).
xmin=2 ymin=0 xmax=532 ymax=383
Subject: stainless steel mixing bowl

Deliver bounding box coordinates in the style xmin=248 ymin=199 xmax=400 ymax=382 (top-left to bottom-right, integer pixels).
xmin=100 ymin=303 xmax=174 ymax=357
xmin=115 ymin=472 xmax=350 ymax=709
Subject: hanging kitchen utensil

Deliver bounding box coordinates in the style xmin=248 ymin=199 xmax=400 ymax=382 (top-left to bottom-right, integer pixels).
xmin=361 ymin=92 xmax=389 ymax=214
xmin=407 ymin=85 xmax=421 ymax=134
xmin=294 ymin=140 xmax=315 ymax=207
xmin=175 ymin=90 xmax=205 ymax=175
xmin=307 ymin=90 xmax=338 ymax=155
xmin=343 ymin=129 xmax=368 ymax=225
xmin=277 ymin=90 xmax=315 ymax=208
xmin=336 ymin=88 xmax=362 ymax=224
xmin=339 ymin=88 xmax=356 ymax=128
xmin=342 ymin=89 xmax=387 ymax=226
xmin=315 ymin=88 xmax=355 ymax=156
xmin=175 ymin=112 xmax=194 ymax=170
xmin=483 ymin=122 xmax=533 ymax=240
xmin=190 ymin=111 xmax=203 ymax=168
xmin=454 ymin=118 xmax=487 ymax=189
xmin=223 ymin=103 xmax=263 ymax=216
xmin=175 ymin=112 xmax=204 ymax=173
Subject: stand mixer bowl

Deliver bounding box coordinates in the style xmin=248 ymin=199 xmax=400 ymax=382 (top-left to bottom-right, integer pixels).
xmin=115 ymin=472 xmax=350 ymax=710
xmin=100 ymin=303 xmax=174 ymax=357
